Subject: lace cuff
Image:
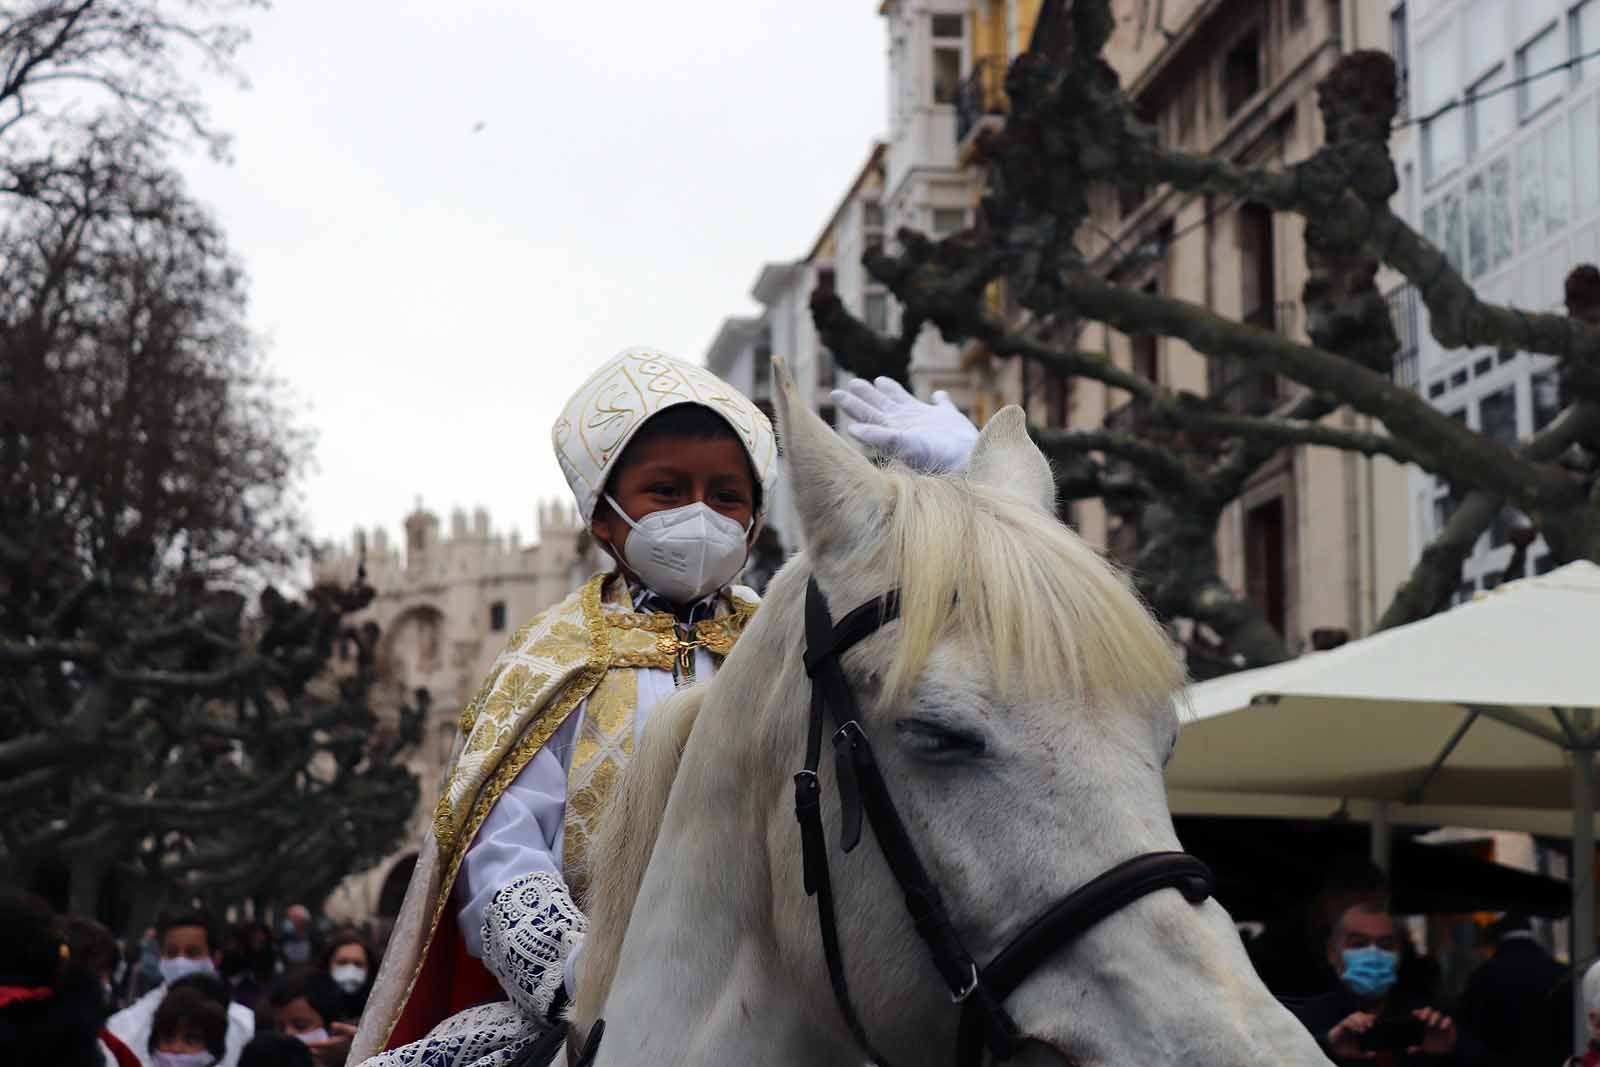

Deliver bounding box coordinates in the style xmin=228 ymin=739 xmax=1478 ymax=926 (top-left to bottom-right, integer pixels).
xmin=481 ymin=870 xmax=588 ymax=1021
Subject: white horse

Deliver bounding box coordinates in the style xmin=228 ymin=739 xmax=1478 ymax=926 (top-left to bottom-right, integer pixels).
xmin=569 ymin=362 xmax=1331 ymax=1065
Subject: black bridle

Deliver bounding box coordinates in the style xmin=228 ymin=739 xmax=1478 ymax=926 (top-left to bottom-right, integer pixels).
xmin=796 ymin=577 xmax=1213 ymax=1066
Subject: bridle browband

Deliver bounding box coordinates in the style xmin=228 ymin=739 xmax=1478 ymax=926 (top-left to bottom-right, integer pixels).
xmin=796 ymin=577 xmax=1213 ymax=1066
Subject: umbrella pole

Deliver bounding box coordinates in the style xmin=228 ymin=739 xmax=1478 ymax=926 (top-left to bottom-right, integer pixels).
xmin=1370 ymin=800 xmax=1391 ymax=873
xmin=1574 ymin=717 xmax=1595 ymax=1057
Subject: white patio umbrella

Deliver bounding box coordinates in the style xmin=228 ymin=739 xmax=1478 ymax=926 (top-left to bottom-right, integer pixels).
xmin=1167 ymin=561 xmax=1600 ymax=1050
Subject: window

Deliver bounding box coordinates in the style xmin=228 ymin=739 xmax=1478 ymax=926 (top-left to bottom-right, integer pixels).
xmin=1466 ymin=66 xmax=1514 ymax=155
xmin=1392 ymin=3 xmax=1411 ymax=116
xmin=1245 ymin=498 xmax=1288 ymax=635
xmin=1574 ymin=98 xmax=1600 ymax=215
xmin=1441 ymin=188 xmax=1465 ymax=269
xmin=864 ymin=290 xmax=888 ymax=332
xmin=1489 ymin=156 xmax=1515 ymax=265
xmin=489 ymin=601 xmax=507 ymax=632
xmin=863 ymin=201 xmax=884 ymax=253
xmin=1288 ymin=0 xmax=1306 ymax=28
xmin=1518 ymin=26 xmax=1564 ymax=118
xmin=1131 ymin=333 xmax=1160 ymax=383
xmin=931 ymin=207 xmax=967 ymax=235
xmin=1467 ymin=173 xmax=1489 ymax=277
xmin=932 ymin=14 xmax=963 ymax=106
xmin=1532 ymin=368 xmax=1564 ymax=428
xmin=1545 ymin=117 xmax=1572 ymax=234
xmin=1480 ymin=385 xmax=1518 ymax=442
xmin=1420 ymin=26 xmax=1464 ymax=181
xmin=1223 ymin=28 xmax=1262 ymax=115
xmin=1575 ymin=0 xmax=1600 ymax=84
xmin=1520 ymin=136 xmax=1545 ymax=249
xmin=1466 ymin=0 xmax=1506 ymax=77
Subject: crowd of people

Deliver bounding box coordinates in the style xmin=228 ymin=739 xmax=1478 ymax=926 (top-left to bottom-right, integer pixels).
xmin=0 ymin=890 xmax=379 ymax=1066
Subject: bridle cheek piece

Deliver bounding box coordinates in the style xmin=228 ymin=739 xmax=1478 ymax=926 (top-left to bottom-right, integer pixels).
xmin=796 ymin=577 xmax=1214 ymax=1067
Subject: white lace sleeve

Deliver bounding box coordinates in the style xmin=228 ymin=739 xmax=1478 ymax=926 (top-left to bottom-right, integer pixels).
xmin=481 ymin=870 xmax=589 ymax=1021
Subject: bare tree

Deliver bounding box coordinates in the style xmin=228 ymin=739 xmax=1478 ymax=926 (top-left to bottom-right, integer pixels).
xmin=0 ymin=2 xmax=420 ymax=923
xmin=814 ymin=0 xmax=1599 ymax=673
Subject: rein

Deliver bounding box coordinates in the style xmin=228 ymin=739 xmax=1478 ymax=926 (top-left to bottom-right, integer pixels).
xmin=796 ymin=577 xmax=1213 ymax=1067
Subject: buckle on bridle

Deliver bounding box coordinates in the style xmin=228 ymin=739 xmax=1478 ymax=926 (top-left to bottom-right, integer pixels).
xmin=950 ymin=962 xmax=981 ymax=1004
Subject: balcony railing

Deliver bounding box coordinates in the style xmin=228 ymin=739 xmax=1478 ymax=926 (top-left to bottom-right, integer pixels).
xmin=1387 ymin=283 xmax=1421 ymax=391
xmin=956 ymin=58 xmax=1007 ymax=146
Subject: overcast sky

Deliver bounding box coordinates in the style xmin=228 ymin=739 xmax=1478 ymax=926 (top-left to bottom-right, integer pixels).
xmin=179 ymin=1 xmax=886 ymax=551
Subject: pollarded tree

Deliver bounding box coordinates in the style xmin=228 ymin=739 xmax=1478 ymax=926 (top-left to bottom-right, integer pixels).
xmin=813 ymin=0 xmax=1600 ymax=674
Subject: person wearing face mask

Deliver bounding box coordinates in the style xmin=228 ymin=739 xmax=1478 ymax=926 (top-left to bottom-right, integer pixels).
xmin=317 ymin=931 xmax=376 ymax=1023
xmin=107 ymin=910 xmax=255 ymax=1067
xmin=269 ymin=970 xmax=351 ymax=1066
xmin=1293 ymin=902 xmax=1491 ymax=1065
xmin=148 ymin=986 xmax=228 ymax=1067
xmin=349 ymin=348 xmax=977 ymax=1067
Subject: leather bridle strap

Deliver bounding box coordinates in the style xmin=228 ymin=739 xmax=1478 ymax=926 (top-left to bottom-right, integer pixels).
xmin=953 ymin=851 xmax=1214 ymax=1064
xmin=794 ymin=582 xmax=900 ymax=1064
xmin=798 ymin=577 xmax=1216 ymax=1067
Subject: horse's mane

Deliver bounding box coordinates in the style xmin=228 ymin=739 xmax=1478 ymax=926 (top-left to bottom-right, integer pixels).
xmin=572 ymin=467 xmax=1182 ymax=1020
xmin=876 ymin=466 xmax=1183 ymax=709
xmin=572 ymin=682 xmax=705 ymax=1023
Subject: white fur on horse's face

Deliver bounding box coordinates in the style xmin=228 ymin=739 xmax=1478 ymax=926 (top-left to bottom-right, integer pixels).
xmin=579 ymin=362 xmax=1330 ymax=1065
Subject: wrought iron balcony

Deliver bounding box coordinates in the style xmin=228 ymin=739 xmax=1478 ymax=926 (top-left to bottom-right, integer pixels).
xmin=956 ymin=58 xmax=1007 ymax=147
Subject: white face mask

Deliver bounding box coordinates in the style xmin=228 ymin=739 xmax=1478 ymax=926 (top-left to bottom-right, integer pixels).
xmin=603 ymin=495 xmax=751 ymax=605
xmin=158 ymin=956 xmax=214 ymax=986
xmin=151 ymin=1053 xmax=214 ymax=1067
xmin=295 ymin=1027 xmax=330 ymax=1045
xmin=330 ymin=963 xmax=367 ymax=993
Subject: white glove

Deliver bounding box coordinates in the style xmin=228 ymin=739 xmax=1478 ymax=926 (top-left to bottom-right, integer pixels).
xmin=831 ymin=376 xmax=979 ymax=473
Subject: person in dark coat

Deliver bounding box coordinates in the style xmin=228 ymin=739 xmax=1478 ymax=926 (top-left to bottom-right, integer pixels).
xmin=1293 ymin=900 xmax=1492 ymax=1065
xmin=0 ymin=891 xmax=105 ymax=1067
xmin=1457 ymin=913 xmax=1571 ymax=1066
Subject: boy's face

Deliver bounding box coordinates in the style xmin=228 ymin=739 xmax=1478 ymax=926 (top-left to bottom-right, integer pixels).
xmin=161 ymin=924 xmax=209 ymax=961
xmin=274 ymin=995 xmax=327 ymax=1037
xmin=591 ymin=434 xmax=757 ymax=555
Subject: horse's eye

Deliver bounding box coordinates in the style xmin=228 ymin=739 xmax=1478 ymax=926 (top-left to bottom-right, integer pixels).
xmin=895 ymin=718 xmax=986 ymax=759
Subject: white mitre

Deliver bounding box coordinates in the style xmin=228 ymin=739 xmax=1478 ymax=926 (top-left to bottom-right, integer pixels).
xmin=552 ymin=346 xmax=779 ymax=520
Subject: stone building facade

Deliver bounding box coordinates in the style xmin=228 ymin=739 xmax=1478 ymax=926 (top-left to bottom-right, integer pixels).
xmin=313 ymin=502 xmax=593 ymax=923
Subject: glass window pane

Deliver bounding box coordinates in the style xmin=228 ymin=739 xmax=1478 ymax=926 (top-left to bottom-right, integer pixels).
xmin=1579 ymin=1 xmax=1600 ymax=85
xmin=1470 ymin=67 xmax=1516 ymax=153
xmin=1467 ymin=173 xmax=1489 ymax=276
xmin=1521 ymin=136 xmax=1545 ymax=249
xmin=1489 ymin=156 xmax=1515 ymax=263
xmin=1424 ymin=201 xmax=1442 ymax=249
xmin=1419 ymin=26 xmax=1461 ymax=114
xmin=1443 ymin=187 xmax=1465 ymax=269
xmin=1427 ymin=112 xmax=1466 ymax=181
xmin=1532 ymin=368 xmax=1564 ymax=428
xmin=1546 ymin=116 xmax=1571 ymax=233
xmin=1575 ymin=98 xmax=1600 ymax=217
xmin=932 ymin=13 xmax=963 ymax=38
xmin=933 ymin=47 xmax=961 ymax=104
xmin=1468 ymin=0 xmax=1506 ymax=76
xmin=1519 ymin=28 xmax=1564 ymax=117
xmin=1480 ymin=384 xmax=1518 ymax=441
xmin=1519 ymin=0 xmax=1560 ymax=39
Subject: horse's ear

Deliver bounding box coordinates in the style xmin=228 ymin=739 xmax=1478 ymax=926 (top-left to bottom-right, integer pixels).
xmin=770 ymin=357 xmax=890 ymax=558
xmin=967 ymin=406 xmax=1056 ymax=515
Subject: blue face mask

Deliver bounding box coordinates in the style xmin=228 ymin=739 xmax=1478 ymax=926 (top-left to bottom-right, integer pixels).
xmin=1341 ymin=945 xmax=1398 ymax=998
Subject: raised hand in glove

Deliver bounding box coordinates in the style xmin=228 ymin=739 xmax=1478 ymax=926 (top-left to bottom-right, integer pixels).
xmin=831 ymin=376 xmax=979 ymax=473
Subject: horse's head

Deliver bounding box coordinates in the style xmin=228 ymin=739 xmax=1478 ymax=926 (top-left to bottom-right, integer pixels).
xmin=748 ymin=361 xmax=1329 ymax=1065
